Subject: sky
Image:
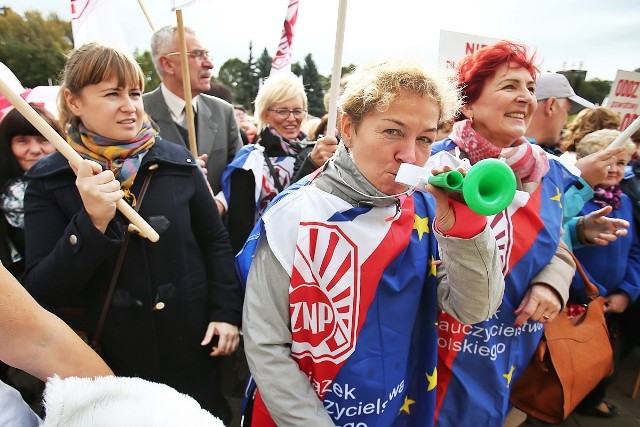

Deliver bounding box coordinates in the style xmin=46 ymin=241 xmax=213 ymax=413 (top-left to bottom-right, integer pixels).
xmin=7 ymin=0 xmax=640 ymax=82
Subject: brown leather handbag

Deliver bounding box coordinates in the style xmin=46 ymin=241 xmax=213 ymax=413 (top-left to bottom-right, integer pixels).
xmin=510 ymin=252 xmax=614 ymax=424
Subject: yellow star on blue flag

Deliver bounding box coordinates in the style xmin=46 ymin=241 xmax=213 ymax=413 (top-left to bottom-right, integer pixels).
xmin=503 ymin=364 xmax=516 ymax=387
xmin=428 ymin=256 xmax=438 ymax=277
xmin=399 ymin=395 xmax=416 ymax=414
xmin=550 ymin=187 xmax=562 ymax=208
xmin=426 ymin=366 xmax=437 ymax=391
xmin=413 ymin=214 xmax=430 ymax=240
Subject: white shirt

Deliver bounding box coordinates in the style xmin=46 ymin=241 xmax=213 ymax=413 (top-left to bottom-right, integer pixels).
xmin=160 ymin=84 xmax=199 ymax=125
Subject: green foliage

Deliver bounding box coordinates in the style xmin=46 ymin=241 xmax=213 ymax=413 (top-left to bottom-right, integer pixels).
xmin=0 ymin=8 xmax=72 ymax=87
xmin=255 ymin=48 xmax=272 ymax=81
xmin=578 ymin=78 xmax=613 ymax=106
xmin=242 ymin=42 xmax=258 ymax=111
xmin=218 ymin=57 xmax=251 ymax=106
xmin=134 ymin=49 xmax=161 ymax=92
xmin=301 ymin=54 xmax=325 ymax=117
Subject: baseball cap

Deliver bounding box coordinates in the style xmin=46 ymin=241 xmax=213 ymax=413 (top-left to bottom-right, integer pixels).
xmin=535 ymin=73 xmax=594 ymax=114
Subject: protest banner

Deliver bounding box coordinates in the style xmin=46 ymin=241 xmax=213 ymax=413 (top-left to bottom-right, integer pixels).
xmin=606 ymin=70 xmax=640 ymax=132
xmin=438 ymin=30 xmax=499 ymax=69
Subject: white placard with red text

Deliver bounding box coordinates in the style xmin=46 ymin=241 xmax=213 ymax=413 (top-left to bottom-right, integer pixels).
xmin=606 ymin=70 xmax=640 ymax=132
xmin=438 ymin=30 xmax=499 ymax=69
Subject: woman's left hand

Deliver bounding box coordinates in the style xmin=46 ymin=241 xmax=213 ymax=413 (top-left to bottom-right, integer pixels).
xmin=201 ymin=321 xmax=239 ymax=357
xmin=425 ymin=165 xmax=466 ymax=232
xmin=514 ymin=283 xmax=562 ymax=326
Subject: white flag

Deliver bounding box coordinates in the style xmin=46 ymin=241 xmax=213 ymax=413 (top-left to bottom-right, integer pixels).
xmin=270 ymin=0 xmax=300 ymax=76
xmin=70 ymin=0 xmax=129 ymax=51
xmin=171 ymin=0 xmax=207 ymax=11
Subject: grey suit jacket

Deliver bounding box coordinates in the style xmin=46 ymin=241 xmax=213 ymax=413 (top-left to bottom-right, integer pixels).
xmin=143 ymin=87 xmax=243 ymax=194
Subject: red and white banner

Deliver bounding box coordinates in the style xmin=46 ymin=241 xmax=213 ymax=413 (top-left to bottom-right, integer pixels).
xmin=270 ymin=0 xmax=300 ymax=76
xmin=605 ymin=70 xmax=640 ymax=132
xmin=70 ymin=0 xmax=129 ymax=51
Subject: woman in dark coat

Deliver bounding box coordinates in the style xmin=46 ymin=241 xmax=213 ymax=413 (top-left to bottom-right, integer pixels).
xmin=23 ymin=43 xmax=242 ymax=423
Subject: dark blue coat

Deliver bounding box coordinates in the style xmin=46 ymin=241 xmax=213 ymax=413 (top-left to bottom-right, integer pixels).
xmin=23 ymin=138 xmax=242 ymax=416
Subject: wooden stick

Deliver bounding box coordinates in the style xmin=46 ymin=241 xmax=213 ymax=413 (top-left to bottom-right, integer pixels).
xmin=175 ymin=9 xmax=198 ymax=156
xmin=137 ymin=0 xmax=156 ymax=31
xmin=610 ymin=115 xmax=640 ymax=149
xmin=0 ymin=77 xmax=159 ymax=242
xmin=326 ymin=0 xmax=348 ymax=137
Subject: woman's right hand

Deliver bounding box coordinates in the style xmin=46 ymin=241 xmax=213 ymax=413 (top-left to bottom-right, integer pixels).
xmin=426 ymin=165 xmax=467 ymax=232
xmin=309 ymin=135 xmax=339 ymax=166
xmin=74 ymin=160 xmax=123 ymax=233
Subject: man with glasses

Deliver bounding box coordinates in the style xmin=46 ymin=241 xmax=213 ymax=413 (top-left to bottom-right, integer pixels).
xmin=144 ymin=25 xmax=242 ymax=213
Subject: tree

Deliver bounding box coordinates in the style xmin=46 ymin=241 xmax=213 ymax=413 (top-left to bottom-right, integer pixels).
xmin=301 ymin=54 xmax=324 ymax=117
xmin=241 ymin=42 xmax=258 ymax=110
xmin=135 ymin=50 xmax=161 ymax=93
xmin=255 ymin=48 xmax=272 ymax=82
xmin=579 ymin=79 xmax=612 ymax=106
xmin=218 ymin=58 xmax=250 ymax=106
xmin=0 ymin=8 xmax=72 ymax=87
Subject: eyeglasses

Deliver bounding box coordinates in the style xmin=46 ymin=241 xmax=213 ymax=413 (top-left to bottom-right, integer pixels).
xmin=269 ymin=108 xmax=307 ymax=119
xmin=165 ymin=49 xmax=212 ymax=61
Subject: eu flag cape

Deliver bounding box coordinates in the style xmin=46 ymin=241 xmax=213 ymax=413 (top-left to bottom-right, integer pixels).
xmin=221 ymin=143 xmax=296 ymax=215
xmin=237 ymin=182 xmax=442 ymax=427
xmin=432 ymin=139 xmax=579 ymax=426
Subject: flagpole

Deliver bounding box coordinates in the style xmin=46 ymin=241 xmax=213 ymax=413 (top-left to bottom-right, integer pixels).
xmin=174 ymin=9 xmax=198 ymax=156
xmin=137 ymin=0 xmax=156 ymax=31
xmin=610 ymin=116 xmax=640 ymax=149
xmin=0 ymin=77 xmax=159 ymax=242
xmin=326 ymin=0 xmax=348 ymax=137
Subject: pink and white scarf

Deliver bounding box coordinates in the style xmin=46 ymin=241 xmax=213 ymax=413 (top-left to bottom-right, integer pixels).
xmin=449 ymin=119 xmax=549 ymax=185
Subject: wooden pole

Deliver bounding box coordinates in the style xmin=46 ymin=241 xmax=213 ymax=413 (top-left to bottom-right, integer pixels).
xmin=137 ymin=0 xmax=156 ymax=31
xmin=0 ymin=78 xmax=159 ymax=242
xmin=326 ymin=0 xmax=348 ymax=137
xmin=175 ymin=9 xmax=198 ymax=156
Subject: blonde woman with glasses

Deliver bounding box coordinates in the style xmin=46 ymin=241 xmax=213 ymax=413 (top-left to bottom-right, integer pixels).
xmin=222 ymin=74 xmax=324 ymax=253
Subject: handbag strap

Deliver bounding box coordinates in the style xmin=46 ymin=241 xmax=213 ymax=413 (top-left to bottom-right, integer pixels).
xmin=567 ymin=250 xmax=599 ymax=300
xmin=533 ymin=249 xmax=600 ymax=366
xmin=262 ymin=151 xmax=285 ymax=193
xmin=90 ymin=166 xmax=155 ymax=350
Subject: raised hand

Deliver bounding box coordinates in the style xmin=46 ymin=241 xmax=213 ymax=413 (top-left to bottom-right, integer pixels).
xmin=74 ymin=159 xmax=123 ymax=233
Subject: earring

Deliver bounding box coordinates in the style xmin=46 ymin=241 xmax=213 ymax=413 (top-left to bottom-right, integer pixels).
xmin=468 ymin=115 xmax=473 ymax=123
xmin=344 ymin=140 xmax=351 ymax=148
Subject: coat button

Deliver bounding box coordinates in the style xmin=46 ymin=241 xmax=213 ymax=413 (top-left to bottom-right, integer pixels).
xmin=69 ymin=234 xmax=78 ymax=245
xmin=154 ymin=302 xmax=165 ymax=311
xmin=186 ymin=158 xmax=192 ymax=163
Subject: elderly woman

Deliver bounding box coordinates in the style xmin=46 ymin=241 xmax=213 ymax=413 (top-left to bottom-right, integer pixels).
xmin=570 ymin=129 xmax=640 ymax=418
xmin=0 ymin=105 xmax=62 ymax=282
xmin=432 ymin=41 xmax=578 ymax=426
xmin=239 ymin=59 xmax=505 ymax=426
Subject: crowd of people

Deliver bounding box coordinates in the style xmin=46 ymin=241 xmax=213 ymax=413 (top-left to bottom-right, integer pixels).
xmin=0 ymin=25 xmax=639 ymax=427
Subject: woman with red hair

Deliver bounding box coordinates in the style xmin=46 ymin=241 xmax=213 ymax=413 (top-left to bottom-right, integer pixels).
xmin=432 ymin=41 xmax=578 ymax=425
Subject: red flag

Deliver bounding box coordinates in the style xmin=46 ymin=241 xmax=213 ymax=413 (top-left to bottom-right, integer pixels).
xmin=270 ymin=0 xmax=300 ymax=76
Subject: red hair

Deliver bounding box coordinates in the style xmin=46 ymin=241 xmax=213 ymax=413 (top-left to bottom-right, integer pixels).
xmin=457 ymin=41 xmax=538 ymax=114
